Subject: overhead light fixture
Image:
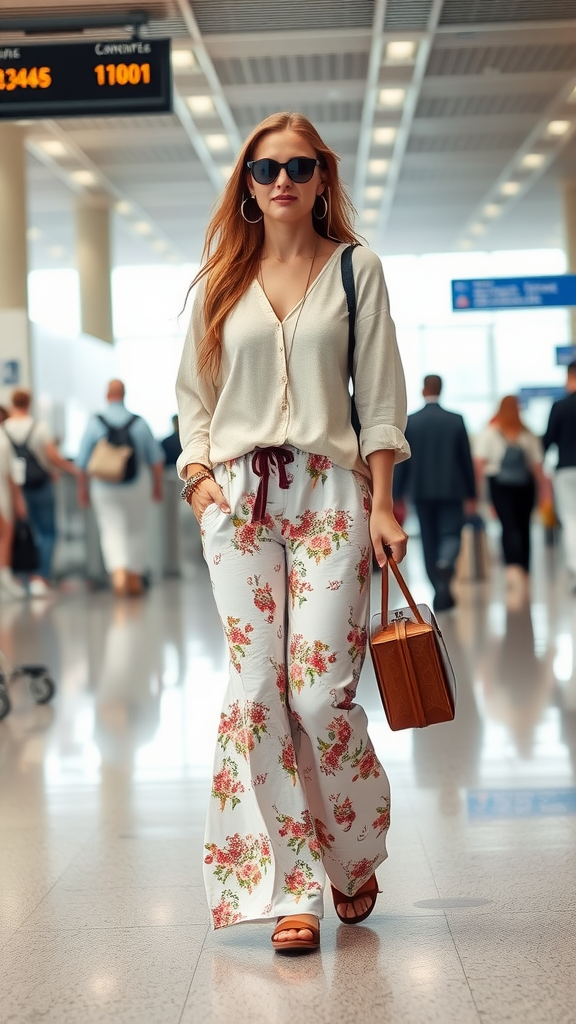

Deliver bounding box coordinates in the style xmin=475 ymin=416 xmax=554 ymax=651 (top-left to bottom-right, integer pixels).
xmin=171 ymin=49 xmax=197 ymax=72
xmin=133 ymin=221 xmax=153 ymax=235
xmin=521 ymin=152 xmax=545 ymax=169
xmin=501 ymin=181 xmax=520 ymax=196
xmin=470 ymin=223 xmax=485 ymax=235
xmin=48 ymin=244 xmax=65 ymax=258
xmin=70 ymin=169 xmax=97 ymax=186
xmin=26 ymin=226 xmax=42 ymax=241
xmin=367 ymin=159 xmax=389 ymax=176
xmin=38 ymin=139 xmax=68 ymax=158
xmin=115 ymin=200 xmax=133 ymax=216
xmin=378 ymin=88 xmax=405 ymax=108
xmin=152 ymin=239 xmax=169 ymax=253
xmin=361 ymin=209 xmax=378 ymax=224
xmin=186 ymin=95 xmax=214 ymax=116
xmin=365 ymin=185 xmax=383 ymax=202
xmin=372 ymin=126 xmax=397 ymax=146
xmin=221 ymin=165 xmax=234 ymax=181
xmin=459 ymin=239 xmax=473 ymax=250
xmin=385 ymin=40 xmax=417 ymax=63
xmin=205 ymin=133 xmax=229 ymax=152
xmin=483 ymin=203 xmax=500 ymax=218
xmin=546 ymin=120 xmax=571 ymax=136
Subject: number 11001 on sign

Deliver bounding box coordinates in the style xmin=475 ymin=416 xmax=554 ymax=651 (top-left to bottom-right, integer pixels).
xmin=94 ymin=63 xmax=151 ymax=87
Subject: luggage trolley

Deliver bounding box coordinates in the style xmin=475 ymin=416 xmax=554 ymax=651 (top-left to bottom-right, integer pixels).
xmin=0 ymin=648 xmax=55 ymax=721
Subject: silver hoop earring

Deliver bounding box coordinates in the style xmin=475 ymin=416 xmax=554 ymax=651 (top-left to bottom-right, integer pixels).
xmin=313 ymin=193 xmax=328 ymax=219
xmin=241 ymin=196 xmax=263 ymax=224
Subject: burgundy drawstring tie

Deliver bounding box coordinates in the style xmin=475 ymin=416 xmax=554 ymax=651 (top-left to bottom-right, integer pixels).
xmin=251 ymin=447 xmax=294 ymax=523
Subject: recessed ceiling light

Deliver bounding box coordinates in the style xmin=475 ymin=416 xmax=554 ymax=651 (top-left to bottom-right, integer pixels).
xmin=367 ymin=159 xmax=389 ymax=176
xmin=133 ymin=221 xmax=153 ymax=235
xmin=470 ymin=223 xmax=485 ymax=235
xmin=372 ymin=126 xmax=397 ymax=146
xmin=546 ymin=120 xmax=571 ymax=136
xmin=205 ymin=133 xmax=229 ymax=152
xmin=48 ymin=244 xmax=65 ymax=258
xmin=70 ymin=170 xmax=97 ymax=186
xmin=152 ymin=239 xmax=169 ymax=252
xmin=361 ymin=209 xmax=378 ymax=224
xmin=27 ymin=226 xmax=42 ymax=241
xmin=521 ymin=153 xmax=545 ymax=169
xmin=385 ymin=40 xmax=417 ymax=63
xmin=459 ymin=240 xmax=473 ymax=250
xmin=483 ymin=203 xmax=500 ymax=218
xmin=38 ymin=139 xmax=68 ymax=158
xmin=171 ymin=49 xmax=197 ymax=71
xmin=221 ymin=165 xmax=234 ymax=181
xmin=378 ymin=88 xmax=405 ymax=108
xmin=115 ymin=200 xmax=133 ymax=216
xmin=501 ymin=181 xmax=520 ymax=196
xmin=186 ymin=95 xmax=214 ymax=116
xmin=365 ymin=185 xmax=383 ymax=202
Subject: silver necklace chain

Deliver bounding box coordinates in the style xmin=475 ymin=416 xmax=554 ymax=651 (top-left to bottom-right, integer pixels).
xmin=258 ymin=234 xmax=319 ymax=357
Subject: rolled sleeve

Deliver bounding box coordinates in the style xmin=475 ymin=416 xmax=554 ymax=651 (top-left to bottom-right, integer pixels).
xmin=176 ymin=284 xmax=217 ymax=479
xmin=352 ymin=251 xmax=409 ymax=465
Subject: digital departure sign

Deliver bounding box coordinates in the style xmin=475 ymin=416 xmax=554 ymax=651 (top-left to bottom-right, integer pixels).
xmin=0 ymin=39 xmax=172 ymax=119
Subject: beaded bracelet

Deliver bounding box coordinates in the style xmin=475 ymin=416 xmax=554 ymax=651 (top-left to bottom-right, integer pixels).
xmin=181 ymin=470 xmax=213 ymax=503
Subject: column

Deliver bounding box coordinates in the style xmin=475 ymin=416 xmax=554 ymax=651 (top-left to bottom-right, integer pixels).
xmin=563 ymin=181 xmax=576 ymax=342
xmin=75 ymin=197 xmax=114 ymax=344
xmin=0 ymin=124 xmax=32 ymax=404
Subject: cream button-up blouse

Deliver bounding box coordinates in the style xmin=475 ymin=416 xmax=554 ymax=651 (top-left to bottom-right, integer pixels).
xmin=176 ymin=243 xmax=410 ymax=479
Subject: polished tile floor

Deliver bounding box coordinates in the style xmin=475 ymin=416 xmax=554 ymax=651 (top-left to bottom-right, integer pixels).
xmin=1 ymin=527 xmax=576 ymax=1024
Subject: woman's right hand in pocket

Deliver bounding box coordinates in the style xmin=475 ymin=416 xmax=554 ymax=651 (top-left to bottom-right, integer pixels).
xmin=189 ymin=477 xmax=231 ymax=524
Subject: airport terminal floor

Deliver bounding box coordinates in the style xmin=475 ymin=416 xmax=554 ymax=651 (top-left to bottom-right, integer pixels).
xmin=1 ymin=526 xmax=576 ymax=1024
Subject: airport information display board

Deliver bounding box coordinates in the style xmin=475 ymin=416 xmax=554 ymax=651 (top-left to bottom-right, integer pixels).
xmin=0 ymin=39 xmax=172 ymax=118
xmin=452 ymin=275 xmax=576 ymax=311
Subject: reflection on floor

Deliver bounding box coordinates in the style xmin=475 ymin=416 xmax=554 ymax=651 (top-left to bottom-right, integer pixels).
xmin=1 ymin=532 xmax=576 ymax=1023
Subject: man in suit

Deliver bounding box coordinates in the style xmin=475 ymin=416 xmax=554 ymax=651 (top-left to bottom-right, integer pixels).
xmin=394 ymin=374 xmax=477 ymax=612
xmin=543 ymin=360 xmax=576 ymax=580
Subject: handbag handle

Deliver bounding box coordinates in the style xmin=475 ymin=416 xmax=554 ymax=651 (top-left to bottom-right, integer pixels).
xmin=381 ymin=552 xmax=425 ymax=628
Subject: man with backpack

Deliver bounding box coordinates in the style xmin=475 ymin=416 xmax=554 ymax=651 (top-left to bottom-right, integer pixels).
xmin=543 ymin=360 xmax=576 ymax=585
xmin=76 ymin=380 xmax=164 ymax=597
xmin=4 ymin=389 xmax=79 ymax=596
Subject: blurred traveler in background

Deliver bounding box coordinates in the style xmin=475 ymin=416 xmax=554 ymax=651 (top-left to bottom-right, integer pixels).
xmin=0 ymin=427 xmax=27 ymax=599
xmin=0 ymin=406 xmax=9 ymax=425
xmin=76 ymin=380 xmax=164 ymax=598
xmin=543 ymin=360 xmax=576 ymax=586
xmin=394 ymin=374 xmax=476 ymax=612
xmin=161 ymin=415 xmax=182 ymax=467
xmin=475 ymin=395 xmax=548 ymax=594
xmin=4 ymin=389 xmax=78 ymax=596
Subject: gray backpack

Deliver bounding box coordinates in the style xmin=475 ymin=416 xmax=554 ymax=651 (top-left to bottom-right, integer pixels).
xmin=495 ymin=439 xmax=531 ymax=487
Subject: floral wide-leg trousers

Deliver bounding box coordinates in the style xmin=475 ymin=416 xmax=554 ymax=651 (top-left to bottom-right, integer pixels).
xmin=200 ymin=447 xmax=390 ymax=929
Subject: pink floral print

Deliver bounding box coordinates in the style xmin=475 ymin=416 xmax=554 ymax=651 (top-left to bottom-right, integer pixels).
xmin=212 ymin=757 xmax=245 ymax=811
xmin=372 ymin=799 xmax=391 ymax=837
xmin=355 ymin=546 xmax=371 ymax=594
xmin=347 ymin=608 xmax=368 ymax=665
xmin=342 ymin=855 xmax=381 ymax=896
xmin=288 ymin=556 xmax=314 ymax=608
xmin=270 ymin=657 xmax=287 ymax=706
xmin=282 ymin=508 xmax=353 ymax=564
xmin=289 ymin=634 xmax=336 ymax=693
xmin=318 ymin=715 xmax=353 ymax=775
xmin=231 ymin=493 xmax=274 ymax=554
xmin=222 ymin=616 xmax=254 ymax=673
xmin=283 ymin=860 xmax=323 ymax=902
xmin=211 ymin=889 xmax=243 ymax=929
xmin=305 ymin=453 xmax=333 ymax=488
xmin=351 ymin=743 xmax=381 ymax=782
xmin=248 ymin=574 xmax=276 ymax=623
xmin=217 ymin=699 xmax=269 ymax=758
xmin=278 ymin=735 xmax=299 ymax=786
xmin=330 ymin=792 xmax=357 ymax=831
xmin=276 ymin=808 xmax=315 ymax=856
xmin=205 ymin=832 xmax=272 ymax=893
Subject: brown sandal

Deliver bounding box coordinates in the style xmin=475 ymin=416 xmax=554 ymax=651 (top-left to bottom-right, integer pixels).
xmin=331 ymin=873 xmax=381 ymax=924
xmin=271 ymin=915 xmax=320 ymax=953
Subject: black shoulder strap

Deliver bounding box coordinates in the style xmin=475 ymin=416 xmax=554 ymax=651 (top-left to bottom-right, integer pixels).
xmin=97 ymin=415 xmax=110 ymax=430
xmin=23 ymin=421 xmax=37 ymax=447
xmin=341 ymin=244 xmax=361 ymax=436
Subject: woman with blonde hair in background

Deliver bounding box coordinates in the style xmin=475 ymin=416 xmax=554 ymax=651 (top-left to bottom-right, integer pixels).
xmin=176 ymin=111 xmax=409 ymax=952
xmin=474 ymin=395 xmax=549 ymax=591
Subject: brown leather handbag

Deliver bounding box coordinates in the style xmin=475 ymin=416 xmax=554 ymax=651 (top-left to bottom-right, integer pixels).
xmin=369 ymin=556 xmax=456 ymax=731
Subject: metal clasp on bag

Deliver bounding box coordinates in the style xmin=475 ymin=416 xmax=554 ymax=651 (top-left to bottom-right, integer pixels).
xmin=392 ymin=610 xmax=410 ymax=623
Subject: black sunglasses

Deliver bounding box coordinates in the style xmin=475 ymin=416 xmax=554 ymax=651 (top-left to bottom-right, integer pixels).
xmin=247 ymin=157 xmax=320 ymax=185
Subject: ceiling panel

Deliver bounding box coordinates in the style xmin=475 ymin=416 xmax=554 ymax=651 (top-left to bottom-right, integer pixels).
xmin=439 ymin=0 xmax=576 ymax=26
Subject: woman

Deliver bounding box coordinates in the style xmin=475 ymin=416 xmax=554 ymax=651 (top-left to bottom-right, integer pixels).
xmin=474 ymin=395 xmax=548 ymax=587
xmin=0 ymin=426 xmax=27 ymax=599
xmin=176 ymin=112 xmax=409 ymax=953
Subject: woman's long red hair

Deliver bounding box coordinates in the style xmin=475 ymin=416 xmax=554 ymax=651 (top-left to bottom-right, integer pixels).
xmin=491 ymin=395 xmax=526 ymax=438
xmin=189 ymin=112 xmax=358 ymax=379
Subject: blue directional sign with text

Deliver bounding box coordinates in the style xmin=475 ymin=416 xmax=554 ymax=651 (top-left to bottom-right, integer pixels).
xmin=452 ymin=275 xmax=576 ymax=311
xmin=556 ymin=345 xmax=576 ymax=366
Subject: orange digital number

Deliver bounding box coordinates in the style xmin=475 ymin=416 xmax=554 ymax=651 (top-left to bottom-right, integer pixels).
xmin=0 ymin=66 xmax=51 ymax=91
xmin=93 ymin=62 xmax=151 ymax=87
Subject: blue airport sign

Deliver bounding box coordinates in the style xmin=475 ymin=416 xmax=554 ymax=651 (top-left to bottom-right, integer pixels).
xmin=468 ymin=787 xmax=576 ymax=819
xmin=518 ymin=386 xmax=566 ymax=407
xmin=452 ymin=275 xmax=576 ymax=311
xmin=556 ymin=345 xmax=576 ymax=366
